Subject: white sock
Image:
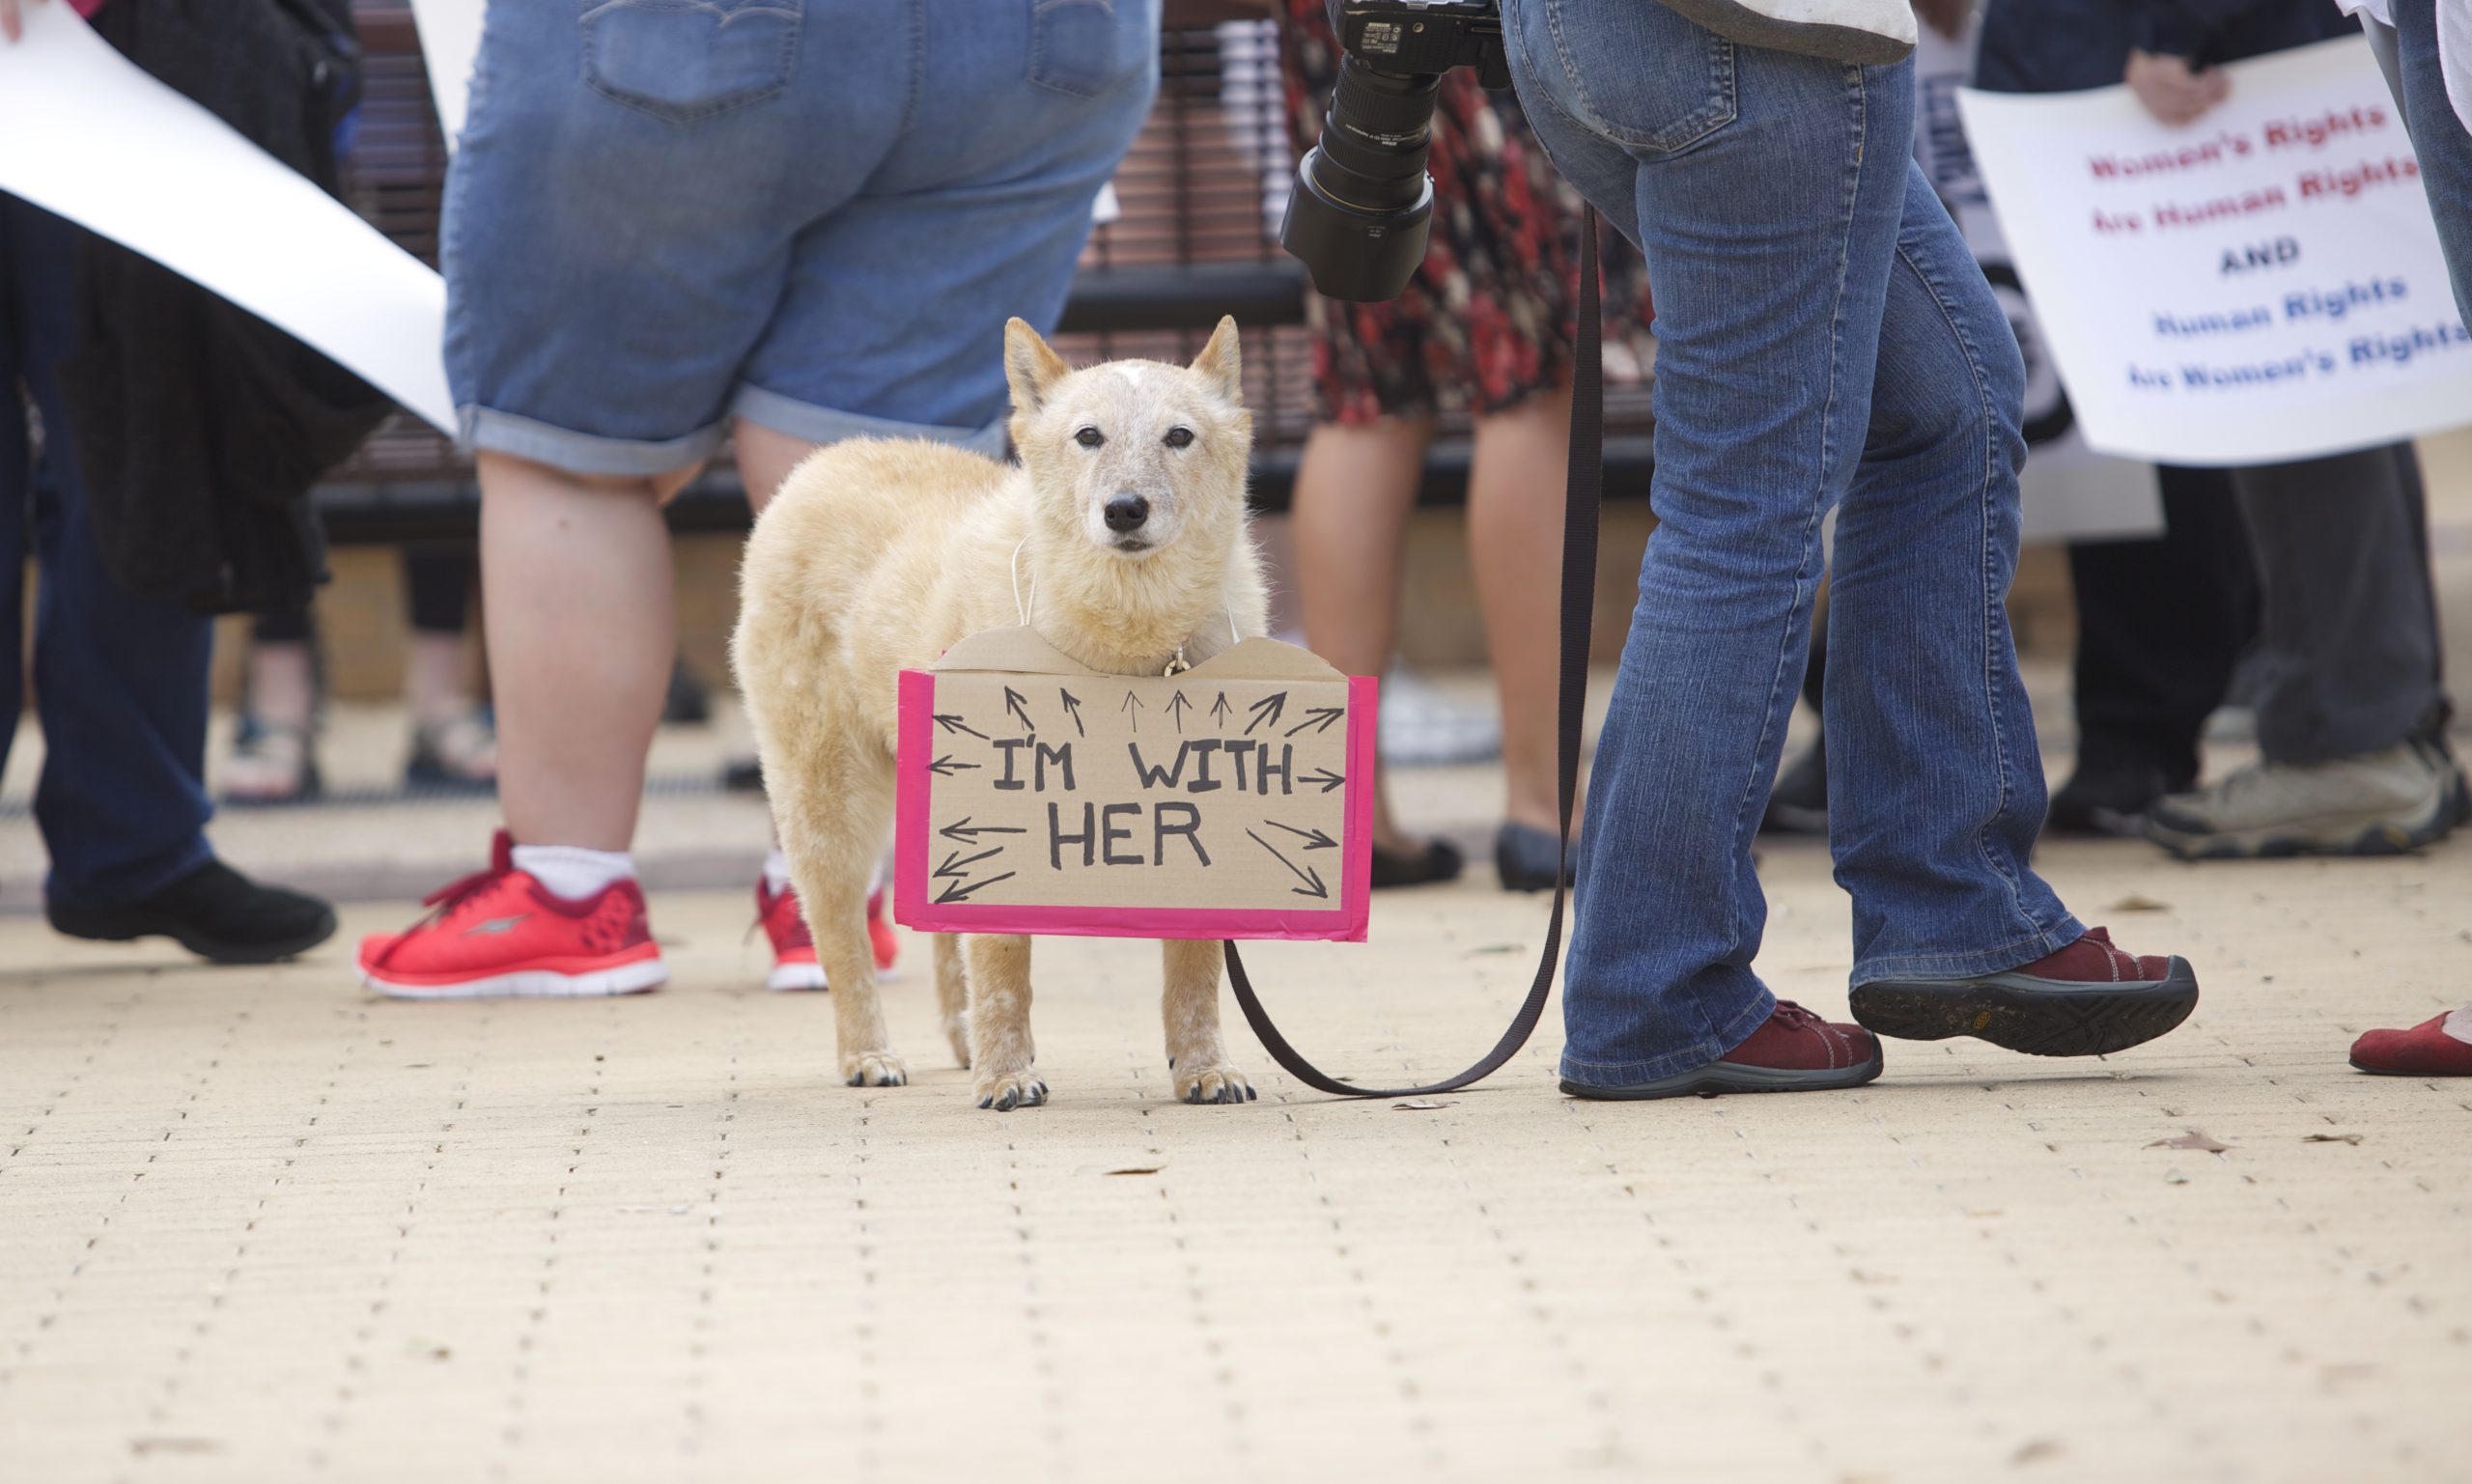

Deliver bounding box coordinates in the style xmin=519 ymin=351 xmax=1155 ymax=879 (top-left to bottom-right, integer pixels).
xmin=512 ymin=844 xmax=635 ymax=902
xmin=762 ymin=849 xmax=794 ymax=895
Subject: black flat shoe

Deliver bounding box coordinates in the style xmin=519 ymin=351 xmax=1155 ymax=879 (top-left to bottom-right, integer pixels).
xmin=48 ymin=858 xmax=337 ymax=965
xmin=1369 ymin=838 xmax=1464 ymax=889
xmin=1494 ymin=822 xmax=1575 ymax=892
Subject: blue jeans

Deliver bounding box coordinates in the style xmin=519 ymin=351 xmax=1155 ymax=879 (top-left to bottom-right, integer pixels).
xmin=445 ymin=0 xmax=1159 ymax=474
xmin=2376 ymin=0 xmax=2472 ymax=324
xmin=1502 ymin=0 xmax=2084 ymax=1085
xmin=0 ymin=199 xmax=216 ymax=908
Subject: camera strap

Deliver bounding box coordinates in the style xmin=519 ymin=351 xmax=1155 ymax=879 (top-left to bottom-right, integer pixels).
xmin=1222 ymin=208 xmax=1604 ymax=1099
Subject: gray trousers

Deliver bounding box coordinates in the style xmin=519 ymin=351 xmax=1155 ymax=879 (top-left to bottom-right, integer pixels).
xmin=2233 ymin=441 xmax=2444 ymax=765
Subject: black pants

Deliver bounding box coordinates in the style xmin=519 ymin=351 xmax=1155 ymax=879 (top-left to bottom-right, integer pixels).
xmin=2070 ymin=442 xmax=2442 ymax=777
xmin=2066 ymin=465 xmax=2257 ymax=788
xmin=252 ymin=546 xmax=474 ymax=645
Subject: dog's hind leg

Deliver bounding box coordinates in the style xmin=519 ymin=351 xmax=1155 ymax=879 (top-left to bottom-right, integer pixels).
xmin=772 ymin=740 xmax=907 ymax=1088
xmin=1162 ymin=939 xmax=1253 ymax=1106
xmin=931 ymin=934 xmax=970 ymax=1068
xmin=963 ymin=934 xmax=1044 ymax=1109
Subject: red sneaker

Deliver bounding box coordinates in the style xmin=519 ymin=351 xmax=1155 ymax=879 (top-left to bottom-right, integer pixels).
xmin=1560 ymin=1001 xmax=1882 ymax=1100
xmin=757 ymin=880 xmax=899 ymax=993
xmin=1850 ymin=926 xmax=2197 ymax=1057
xmin=2349 ymin=1008 xmax=2472 ymax=1076
xmin=357 ymin=832 xmax=665 ymax=999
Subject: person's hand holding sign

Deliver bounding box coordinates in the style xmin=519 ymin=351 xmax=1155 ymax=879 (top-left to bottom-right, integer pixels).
xmin=0 ymin=0 xmax=44 ymax=43
xmin=2126 ymin=48 xmax=2233 ymax=126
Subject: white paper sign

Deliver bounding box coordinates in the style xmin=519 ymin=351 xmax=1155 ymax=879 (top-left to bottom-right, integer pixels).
xmin=1915 ymin=19 xmax=2161 ymax=541
xmin=0 ymin=4 xmax=455 ymax=432
xmin=407 ymin=0 xmax=486 ymax=149
xmin=1959 ymin=38 xmax=2472 ymax=467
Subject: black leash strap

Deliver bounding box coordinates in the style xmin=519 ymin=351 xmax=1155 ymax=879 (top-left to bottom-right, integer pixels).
xmin=1223 ymin=209 xmax=1605 ymax=1099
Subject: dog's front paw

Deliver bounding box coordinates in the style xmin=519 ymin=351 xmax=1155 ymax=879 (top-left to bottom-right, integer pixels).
xmin=973 ymin=1069 xmax=1048 ymax=1112
xmin=842 ymin=1050 xmax=909 ymax=1087
xmin=1176 ymin=1064 xmax=1256 ymax=1106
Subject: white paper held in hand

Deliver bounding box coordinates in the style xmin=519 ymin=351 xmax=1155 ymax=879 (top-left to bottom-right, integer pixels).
xmin=0 ymin=2 xmax=454 ymax=432
xmin=1958 ymin=38 xmax=2472 ymax=466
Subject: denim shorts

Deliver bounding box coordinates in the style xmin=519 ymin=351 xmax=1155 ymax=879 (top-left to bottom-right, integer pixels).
xmin=442 ymin=0 xmax=1160 ymax=475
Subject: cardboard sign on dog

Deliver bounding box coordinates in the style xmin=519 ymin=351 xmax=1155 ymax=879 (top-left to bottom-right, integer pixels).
xmin=894 ymin=627 xmax=1375 ymax=941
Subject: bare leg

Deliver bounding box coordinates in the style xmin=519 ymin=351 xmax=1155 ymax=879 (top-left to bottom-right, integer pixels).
xmin=1290 ymin=415 xmax=1434 ymax=853
xmin=1162 ymin=938 xmax=1251 ymax=1105
xmin=1466 ymin=389 xmax=1574 ymax=835
xmin=248 ymin=640 xmax=317 ymax=732
xmin=964 ymin=934 xmax=1044 ymax=1109
xmin=733 ymin=417 xmax=822 ymax=518
xmin=226 ymin=639 xmax=317 ymax=800
xmin=479 ymin=452 xmax=692 ymax=850
xmin=403 ymin=630 xmax=477 ymax=729
xmin=931 ymin=933 xmax=970 ymax=1068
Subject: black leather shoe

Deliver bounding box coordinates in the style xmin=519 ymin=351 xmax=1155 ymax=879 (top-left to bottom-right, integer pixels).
xmin=1370 ymin=837 xmax=1464 ymax=889
xmin=48 ymin=858 xmax=337 ymax=965
xmin=1494 ymin=822 xmax=1575 ymax=892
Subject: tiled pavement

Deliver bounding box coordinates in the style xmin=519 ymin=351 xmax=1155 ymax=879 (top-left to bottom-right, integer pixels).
xmin=1 ymin=830 xmax=2465 ymax=1483
xmin=5 ymin=430 xmax=2469 ymax=1481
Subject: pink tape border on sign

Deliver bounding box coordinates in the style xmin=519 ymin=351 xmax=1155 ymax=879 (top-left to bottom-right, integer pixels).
xmin=893 ymin=670 xmax=1377 ymax=943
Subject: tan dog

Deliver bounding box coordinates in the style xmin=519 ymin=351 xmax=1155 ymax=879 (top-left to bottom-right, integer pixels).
xmin=732 ymin=318 xmax=1271 ymax=1109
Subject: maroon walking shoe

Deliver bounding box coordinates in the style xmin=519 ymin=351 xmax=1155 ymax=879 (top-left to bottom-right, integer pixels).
xmin=1849 ymin=927 xmax=2197 ymax=1058
xmin=2349 ymin=1009 xmax=2472 ymax=1076
xmin=1560 ymin=1001 xmax=1883 ymax=1100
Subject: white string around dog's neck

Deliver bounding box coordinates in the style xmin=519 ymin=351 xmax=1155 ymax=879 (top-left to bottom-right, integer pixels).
xmin=1010 ymin=536 xmax=1240 ymax=677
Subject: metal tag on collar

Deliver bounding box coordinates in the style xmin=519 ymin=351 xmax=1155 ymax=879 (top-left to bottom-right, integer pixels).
xmin=1164 ymin=645 xmax=1192 ymax=678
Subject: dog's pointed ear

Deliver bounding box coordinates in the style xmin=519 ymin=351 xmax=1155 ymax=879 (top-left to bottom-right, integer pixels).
xmin=1188 ymin=316 xmax=1243 ymax=405
xmin=1004 ymin=318 xmax=1071 ymax=415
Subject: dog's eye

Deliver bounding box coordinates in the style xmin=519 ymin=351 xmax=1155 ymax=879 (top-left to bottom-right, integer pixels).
xmin=1074 ymin=427 xmax=1105 ymax=449
xmin=1164 ymin=426 xmax=1195 ymax=450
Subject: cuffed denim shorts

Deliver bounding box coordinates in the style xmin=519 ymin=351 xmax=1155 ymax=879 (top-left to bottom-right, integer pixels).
xmin=442 ymin=0 xmax=1160 ymax=475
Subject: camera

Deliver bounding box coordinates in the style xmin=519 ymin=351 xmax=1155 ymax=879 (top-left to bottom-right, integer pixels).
xmin=1279 ymin=0 xmax=1508 ymax=303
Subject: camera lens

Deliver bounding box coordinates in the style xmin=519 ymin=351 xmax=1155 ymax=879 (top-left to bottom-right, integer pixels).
xmin=1279 ymin=55 xmax=1441 ymax=302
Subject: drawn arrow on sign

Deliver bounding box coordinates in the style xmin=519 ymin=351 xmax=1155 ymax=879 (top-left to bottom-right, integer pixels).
xmin=934 ymin=846 xmax=1007 ymax=880
xmin=1284 ymin=706 xmax=1345 ymax=738
xmin=933 ymin=713 xmax=988 ymax=740
xmin=1210 ymin=691 xmax=1233 ymax=727
xmin=1247 ymin=828 xmax=1329 ymax=899
xmin=928 ymin=754 xmax=980 ymax=776
xmin=1059 ymin=687 xmax=1085 ymax=738
xmin=1004 ymin=686 xmax=1035 ymax=734
xmin=1245 ymin=691 xmax=1286 ymax=735
xmin=1264 ymin=820 xmax=1338 ymax=851
xmin=940 ymin=816 xmax=1026 ymax=844
xmin=1120 ymin=692 xmax=1144 ymax=733
xmin=1166 ymin=690 xmax=1193 ymax=733
xmin=1301 ymin=767 xmax=1347 ymax=794
xmin=935 ymin=872 xmax=1017 ymax=905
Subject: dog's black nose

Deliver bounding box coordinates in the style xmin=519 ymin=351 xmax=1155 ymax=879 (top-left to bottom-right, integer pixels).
xmin=1104 ymin=494 xmax=1151 ymax=533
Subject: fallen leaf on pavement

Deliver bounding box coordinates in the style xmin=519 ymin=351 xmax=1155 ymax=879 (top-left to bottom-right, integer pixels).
xmin=2110 ymin=893 xmax=2172 ymax=912
xmin=1393 ymin=1100 xmax=1455 ymax=1110
xmin=2302 ymin=1133 xmax=2365 ymax=1145
xmin=2148 ymin=1130 xmax=2230 ymax=1153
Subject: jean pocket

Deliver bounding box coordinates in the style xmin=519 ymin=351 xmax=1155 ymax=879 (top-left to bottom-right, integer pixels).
xmin=1026 ymin=0 xmax=1156 ymax=100
xmin=581 ymin=0 xmax=803 ymax=124
xmin=1537 ymin=0 xmax=1734 ymax=154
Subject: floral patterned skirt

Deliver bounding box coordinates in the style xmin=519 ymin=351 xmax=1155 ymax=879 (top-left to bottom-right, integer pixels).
xmin=1278 ymin=0 xmax=1656 ymax=426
